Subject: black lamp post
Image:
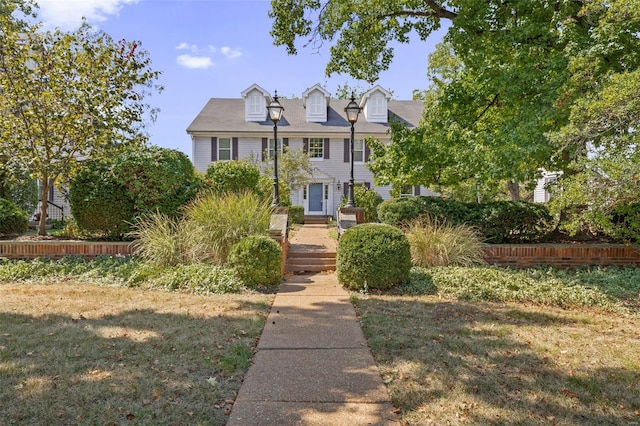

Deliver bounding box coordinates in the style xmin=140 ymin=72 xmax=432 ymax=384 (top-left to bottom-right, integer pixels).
xmin=266 ymin=91 xmax=284 ymax=207
xmin=344 ymin=93 xmax=361 ymax=208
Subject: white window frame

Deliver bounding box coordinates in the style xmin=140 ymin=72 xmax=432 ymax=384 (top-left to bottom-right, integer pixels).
xmin=248 ymin=94 xmax=262 ymax=115
xmin=308 ymin=138 xmax=324 ymax=160
xmin=267 ymin=138 xmax=284 ymax=161
xmin=399 ymin=185 xmax=414 ymax=197
xmin=218 ymin=138 xmax=232 ymax=161
xmin=353 ymin=139 xmax=365 ymax=163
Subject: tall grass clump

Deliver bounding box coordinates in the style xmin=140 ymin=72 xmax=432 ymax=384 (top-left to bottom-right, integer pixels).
xmin=404 ymin=216 xmax=486 ymax=267
xmin=183 ymin=190 xmax=272 ymax=265
xmin=129 ymin=212 xmax=187 ymax=267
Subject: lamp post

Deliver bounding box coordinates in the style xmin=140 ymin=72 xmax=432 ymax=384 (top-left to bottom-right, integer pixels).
xmin=266 ymin=91 xmax=284 ymax=207
xmin=344 ymin=93 xmax=361 ymax=208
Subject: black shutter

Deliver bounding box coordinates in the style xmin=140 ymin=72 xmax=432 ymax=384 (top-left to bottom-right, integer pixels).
xmin=232 ymin=137 xmax=238 ymax=160
xmin=261 ymin=138 xmax=268 ymax=162
xmin=365 ymin=142 xmax=370 ymax=162
xmin=414 ymin=186 xmax=421 ymax=196
xmin=343 ymin=183 xmax=349 ymax=197
xmin=283 ymin=138 xmax=289 ymax=148
xmin=211 ymin=137 xmax=217 ymax=161
xmin=344 ymin=139 xmax=350 ymax=163
xmin=324 ymin=138 xmax=330 ymax=159
xmin=365 ymin=182 xmax=371 ymax=189
xmin=303 ymin=138 xmax=308 ymax=154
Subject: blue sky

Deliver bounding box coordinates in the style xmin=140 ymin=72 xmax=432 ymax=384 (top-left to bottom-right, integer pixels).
xmin=35 ymin=0 xmax=446 ymax=157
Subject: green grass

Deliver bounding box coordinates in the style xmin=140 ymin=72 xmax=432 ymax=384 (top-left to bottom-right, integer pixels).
xmin=400 ymin=265 xmax=640 ymax=316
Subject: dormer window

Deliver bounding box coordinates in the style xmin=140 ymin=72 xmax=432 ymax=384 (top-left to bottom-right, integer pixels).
xmin=241 ymin=84 xmax=270 ymax=122
xmin=302 ymin=83 xmax=330 ymax=122
xmin=361 ymin=85 xmax=392 ymax=123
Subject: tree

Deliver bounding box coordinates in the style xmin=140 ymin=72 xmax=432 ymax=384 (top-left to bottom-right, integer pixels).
xmin=263 ymin=146 xmax=316 ymax=205
xmin=0 ymin=14 xmax=162 ymax=235
xmin=271 ymin=1 xmax=639 ymax=202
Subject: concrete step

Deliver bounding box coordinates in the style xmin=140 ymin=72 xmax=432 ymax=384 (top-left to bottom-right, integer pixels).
xmin=286 ymin=263 xmax=337 ymax=273
xmin=287 ymin=257 xmax=336 ymax=266
xmin=304 ymin=215 xmax=329 ymax=224
xmin=288 ymin=251 xmax=336 ymax=259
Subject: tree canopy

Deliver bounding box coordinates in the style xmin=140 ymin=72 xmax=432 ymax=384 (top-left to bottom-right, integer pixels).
xmin=0 ymin=11 xmax=162 ymax=234
xmin=271 ymin=0 xmax=640 ymax=215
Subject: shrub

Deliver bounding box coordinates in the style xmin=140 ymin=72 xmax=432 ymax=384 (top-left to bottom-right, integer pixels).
xmin=228 ymin=235 xmax=282 ymax=287
xmin=182 ymin=191 xmax=272 ymax=265
xmin=0 ymin=198 xmax=29 ymax=236
xmin=476 ymin=201 xmax=554 ymax=243
xmin=289 ymin=205 xmax=304 ymax=225
xmin=337 ymin=223 xmax=411 ymax=290
xmin=377 ymin=197 xmax=426 ymax=226
xmin=205 ymin=160 xmax=262 ymax=194
xmin=604 ymin=201 xmax=640 ymax=243
xmin=70 ymin=160 xmax=135 ymax=240
xmin=149 ymin=264 xmax=244 ymax=294
xmin=70 ymin=147 xmax=202 ymax=240
xmin=342 ymin=186 xmax=384 ymax=222
xmin=404 ymin=216 xmax=486 ymax=267
xmin=378 ymin=196 xmax=554 ymax=243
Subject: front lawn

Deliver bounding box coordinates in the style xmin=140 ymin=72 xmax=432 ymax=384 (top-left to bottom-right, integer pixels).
xmin=354 ymin=266 xmax=640 ymax=425
xmin=0 ymin=281 xmax=273 ymax=425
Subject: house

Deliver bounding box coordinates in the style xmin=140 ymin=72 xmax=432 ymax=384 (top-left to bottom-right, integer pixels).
xmin=186 ymin=83 xmax=436 ymax=217
xmin=533 ymin=170 xmax=562 ymax=203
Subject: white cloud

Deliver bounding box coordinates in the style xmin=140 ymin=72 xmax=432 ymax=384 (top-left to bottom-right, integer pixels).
xmin=37 ymin=0 xmax=138 ymax=30
xmin=176 ymin=54 xmax=214 ymax=70
xmin=221 ymin=46 xmax=242 ymax=60
xmin=176 ymin=42 xmax=199 ymax=53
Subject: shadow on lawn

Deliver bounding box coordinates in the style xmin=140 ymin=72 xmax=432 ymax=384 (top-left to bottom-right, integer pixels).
xmin=0 ymin=302 xmax=270 ymax=425
xmin=355 ymin=296 xmax=640 ymax=425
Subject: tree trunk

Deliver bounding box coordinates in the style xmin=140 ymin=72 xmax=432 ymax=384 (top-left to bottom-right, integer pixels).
xmin=38 ymin=178 xmax=49 ymax=236
xmin=508 ymin=181 xmax=520 ymax=201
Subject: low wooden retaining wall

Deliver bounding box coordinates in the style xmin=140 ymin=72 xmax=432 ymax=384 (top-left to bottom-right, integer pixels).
xmin=0 ymin=241 xmax=133 ymax=259
xmin=1 ymin=241 xmax=639 ymax=268
xmin=483 ymin=244 xmax=640 ymax=268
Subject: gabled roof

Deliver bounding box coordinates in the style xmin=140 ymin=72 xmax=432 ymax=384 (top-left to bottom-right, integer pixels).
xmin=186 ymin=97 xmax=424 ymax=136
xmin=302 ymin=83 xmax=331 ymax=108
xmin=359 ymin=85 xmax=393 ymax=107
xmin=240 ymin=84 xmax=270 ymax=100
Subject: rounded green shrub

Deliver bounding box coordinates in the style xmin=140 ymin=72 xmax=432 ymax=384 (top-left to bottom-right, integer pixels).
xmin=228 ymin=235 xmax=282 ymax=287
xmin=205 ymin=160 xmax=262 ymax=195
xmin=70 ymin=160 xmax=135 ymax=240
xmin=0 ymin=198 xmax=29 ymax=236
xmin=337 ymin=223 xmax=411 ymax=290
xmin=70 ymin=147 xmax=202 ymax=240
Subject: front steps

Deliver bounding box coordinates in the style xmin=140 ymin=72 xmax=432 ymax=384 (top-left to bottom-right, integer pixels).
xmin=286 ymin=250 xmax=336 ymax=273
xmin=303 ymin=215 xmax=330 ymax=225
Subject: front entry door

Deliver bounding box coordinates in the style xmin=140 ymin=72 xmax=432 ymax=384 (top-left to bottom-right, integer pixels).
xmin=308 ymin=183 xmax=323 ymax=213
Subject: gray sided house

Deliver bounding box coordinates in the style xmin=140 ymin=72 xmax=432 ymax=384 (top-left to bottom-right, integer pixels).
xmin=187 ymin=83 xmax=436 ymax=217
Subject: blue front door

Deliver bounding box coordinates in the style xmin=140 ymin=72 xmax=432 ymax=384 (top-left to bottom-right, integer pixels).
xmin=309 ymin=183 xmax=323 ymax=212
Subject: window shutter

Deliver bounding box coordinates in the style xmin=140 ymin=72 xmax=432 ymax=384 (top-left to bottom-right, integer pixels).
xmin=211 ymin=137 xmax=217 ymax=162
xmin=261 ymin=138 xmax=268 ymax=162
xmin=232 ymin=137 xmax=239 ymax=160
xmin=365 ymin=182 xmax=371 ymax=189
xmin=414 ymin=186 xmax=421 ymax=196
xmin=344 ymin=139 xmax=350 ymax=163
xmin=365 ymin=142 xmax=371 ymax=162
xmin=283 ymin=138 xmax=289 ymax=148
xmin=48 ymin=185 xmax=54 ymax=202
xmin=343 ymin=183 xmax=349 ymax=197
xmin=324 ymin=138 xmax=330 ymax=159
xmin=303 ymin=138 xmax=308 ymax=153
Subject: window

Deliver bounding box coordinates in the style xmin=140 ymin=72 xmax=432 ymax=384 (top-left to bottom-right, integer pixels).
xmin=248 ymin=94 xmax=262 ymax=115
xmin=309 ymin=95 xmax=323 ymax=115
xmin=218 ymin=138 xmax=231 ymax=161
xmin=267 ymin=138 xmax=283 ymax=160
xmin=400 ymin=185 xmax=413 ymax=197
xmin=308 ymin=138 xmax=324 ymax=159
xmin=370 ymin=94 xmax=385 ymax=116
xmin=353 ymin=139 xmax=364 ymax=162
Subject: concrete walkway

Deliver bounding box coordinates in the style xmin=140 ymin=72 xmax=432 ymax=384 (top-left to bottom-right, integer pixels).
xmin=227 ymin=224 xmax=399 ymax=425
